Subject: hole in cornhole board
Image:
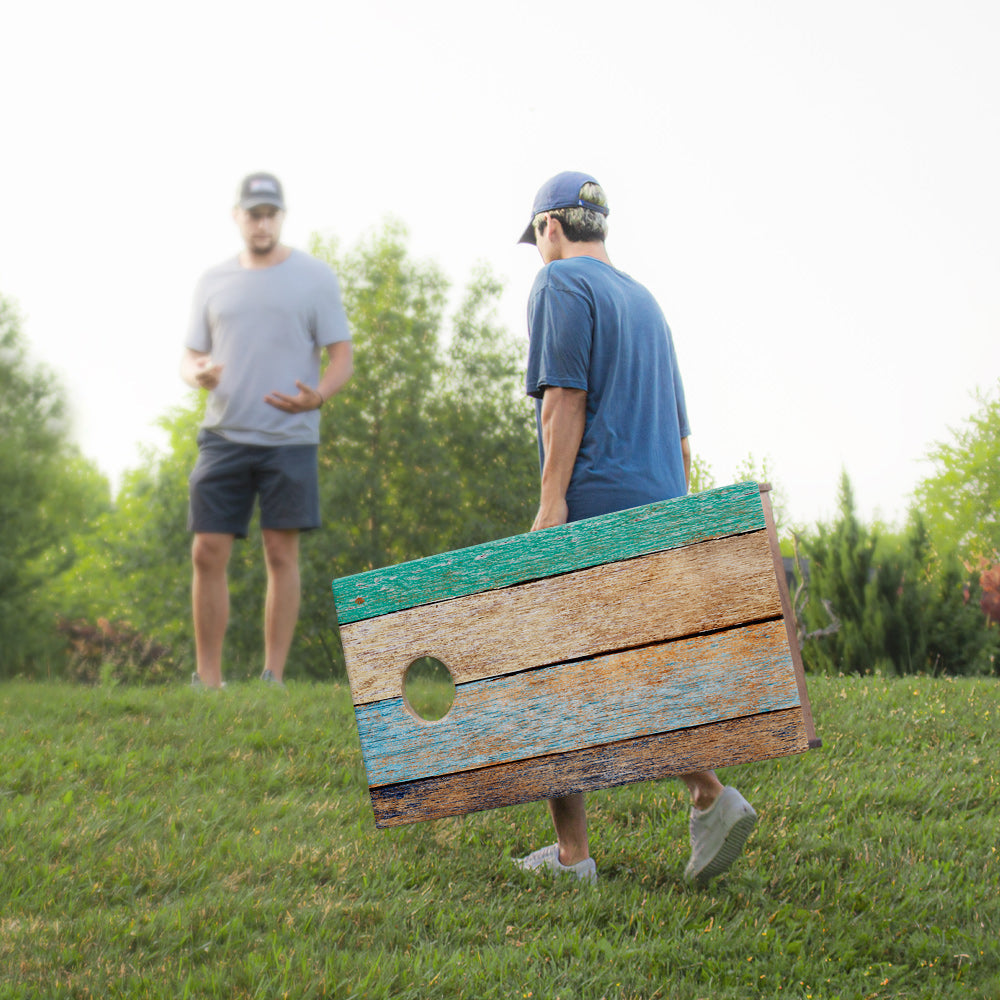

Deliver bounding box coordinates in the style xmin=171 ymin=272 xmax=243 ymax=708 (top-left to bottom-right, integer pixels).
xmin=402 ymin=657 xmax=456 ymax=722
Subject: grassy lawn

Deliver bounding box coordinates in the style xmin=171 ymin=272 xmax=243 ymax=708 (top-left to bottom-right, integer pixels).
xmin=0 ymin=674 xmax=996 ymax=999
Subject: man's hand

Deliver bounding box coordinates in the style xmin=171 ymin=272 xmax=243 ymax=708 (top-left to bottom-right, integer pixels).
xmin=531 ymin=500 xmax=569 ymax=532
xmin=188 ymin=354 xmax=223 ymax=390
xmin=264 ymin=381 xmax=324 ymax=413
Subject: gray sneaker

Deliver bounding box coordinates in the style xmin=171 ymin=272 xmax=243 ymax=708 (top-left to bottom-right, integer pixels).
xmin=260 ymin=669 xmax=286 ymax=688
xmin=684 ymin=786 xmax=757 ymax=886
xmin=191 ymin=672 xmax=226 ymax=689
xmin=514 ymin=843 xmax=597 ymax=884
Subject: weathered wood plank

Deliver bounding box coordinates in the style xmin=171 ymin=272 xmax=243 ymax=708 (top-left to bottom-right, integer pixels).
xmin=355 ymin=619 xmax=798 ymax=787
xmin=332 ymin=481 xmax=767 ymax=625
xmin=370 ymin=708 xmax=808 ymax=827
xmin=341 ymin=529 xmax=782 ymax=705
xmin=759 ymin=486 xmax=821 ymax=748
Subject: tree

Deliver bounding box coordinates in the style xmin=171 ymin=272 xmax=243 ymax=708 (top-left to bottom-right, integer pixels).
xmin=309 ymin=222 xmax=454 ymax=575
xmin=0 ymin=294 xmax=112 ymax=676
xmin=687 ymin=454 xmax=717 ymax=495
xmin=432 ymin=262 xmax=539 ymax=549
xmin=914 ymin=381 xmax=1000 ymax=564
xmin=732 ymin=452 xmax=788 ymax=535
xmin=54 ymin=401 xmax=202 ymax=667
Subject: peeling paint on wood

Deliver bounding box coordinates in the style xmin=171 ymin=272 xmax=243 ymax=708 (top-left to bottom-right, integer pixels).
xmin=370 ymin=708 xmax=808 ymax=827
xmin=356 ymin=619 xmax=798 ymax=786
xmin=341 ymin=530 xmax=781 ymax=705
xmin=330 ymin=482 xmax=819 ymax=827
xmin=332 ymin=481 xmax=766 ymax=625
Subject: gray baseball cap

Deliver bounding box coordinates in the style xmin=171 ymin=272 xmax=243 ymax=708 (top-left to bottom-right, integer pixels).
xmin=238 ymin=172 xmax=285 ymax=210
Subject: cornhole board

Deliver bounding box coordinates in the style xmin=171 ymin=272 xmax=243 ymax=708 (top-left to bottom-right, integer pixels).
xmin=332 ymin=481 xmax=819 ymax=829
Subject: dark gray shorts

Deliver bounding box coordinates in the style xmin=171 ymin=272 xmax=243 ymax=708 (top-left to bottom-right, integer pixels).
xmin=187 ymin=429 xmax=321 ymax=538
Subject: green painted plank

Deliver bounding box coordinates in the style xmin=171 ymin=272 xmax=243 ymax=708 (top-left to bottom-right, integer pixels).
xmin=332 ymin=481 xmax=766 ymax=624
xmin=354 ymin=619 xmax=798 ymax=787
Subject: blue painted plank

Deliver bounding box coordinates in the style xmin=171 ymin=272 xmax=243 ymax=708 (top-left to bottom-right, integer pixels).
xmin=369 ymin=709 xmax=809 ymax=827
xmin=354 ymin=619 xmax=798 ymax=787
xmin=332 ymin=481 xmax=766 ymax=625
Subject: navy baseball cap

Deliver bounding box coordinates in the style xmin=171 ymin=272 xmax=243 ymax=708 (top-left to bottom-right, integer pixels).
xmin=238 ymin=172 xmax=285 ymax=210
xmin=518 ymin=170 xmax=609 ymax=244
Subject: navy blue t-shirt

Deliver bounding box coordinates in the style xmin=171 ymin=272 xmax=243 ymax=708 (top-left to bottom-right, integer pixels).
xmin=525 ymin=256 xmax=690 ymax=522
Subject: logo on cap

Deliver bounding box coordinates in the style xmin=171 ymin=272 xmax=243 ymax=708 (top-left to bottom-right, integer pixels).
xmin=238 ymin=172 xmax=285 ymax=210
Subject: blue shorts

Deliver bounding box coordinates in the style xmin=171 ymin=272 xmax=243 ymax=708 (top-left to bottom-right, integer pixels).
xmin=187 ymin=429 xmax=321 ymax=538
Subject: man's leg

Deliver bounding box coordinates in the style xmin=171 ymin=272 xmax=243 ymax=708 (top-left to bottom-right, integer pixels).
xmin=515 ymin=792 xmax=597 ymax=882
xmin=261 ymin=528 xmax=301 ymax=682
xmin=680 ymin=769 xmax=725 ymax=809
xmin=547 ymin=793 xmax=590 ymax=865
xmin=192 ymin=532 xmax=235 ymax=688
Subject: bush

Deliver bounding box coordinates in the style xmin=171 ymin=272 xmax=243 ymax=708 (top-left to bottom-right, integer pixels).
xmin=57 ymin=618 xmax=180 ymax=686
xmin=797 ymin=472 xmax=999 ymax=676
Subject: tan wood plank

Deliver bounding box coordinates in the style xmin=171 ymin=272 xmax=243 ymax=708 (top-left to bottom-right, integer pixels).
xmin=342 ymin=529 xmax=783 ymax=705
xmin=369 ymin=708 xmax=809 ymax=827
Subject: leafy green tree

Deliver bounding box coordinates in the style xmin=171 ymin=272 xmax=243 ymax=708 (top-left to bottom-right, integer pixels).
xmin=55 ymin=401 xmax=202 ymax=663
xmin=687 ymin=454 xmax=717 ymax=494
xmin=432 ymin=262 xmax=538 ymax=548
xmin=732 ymin=452 xmax=789 ymax=535
xmin=309 ymin=223 xmax=453 ymax=575
xmin=913 ymin=381 xmax=1000 ymax=563
xmin=0 ymin=294 xmax=112 ymax=676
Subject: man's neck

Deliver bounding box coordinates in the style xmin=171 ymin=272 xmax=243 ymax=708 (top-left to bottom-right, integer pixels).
xmin=557 ymin=240 xmax=612 ymax=266
xmin=239 ymin=244 xmax=292 ymax=270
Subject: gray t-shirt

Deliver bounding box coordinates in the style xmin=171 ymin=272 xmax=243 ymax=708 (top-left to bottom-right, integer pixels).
xmin=186 ymin=249 xmax=351 ymax=445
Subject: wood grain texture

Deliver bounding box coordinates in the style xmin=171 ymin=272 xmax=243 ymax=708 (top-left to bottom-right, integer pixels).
xmin=369 ymin=708 xmax=808 ymax=827
xmin=341 ymin=529 xmax=782 ymax=705
xmin=332 ymin=481 xmax=767 ymax=625
xmin=759 ymin=487 xmax=821 ymax=747
xmin=355 ymin=619 xmax=798 ymax=787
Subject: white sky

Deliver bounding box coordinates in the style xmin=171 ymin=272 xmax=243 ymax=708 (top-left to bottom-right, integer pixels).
xmin=2 ymin=0 xmax=998 ymax=529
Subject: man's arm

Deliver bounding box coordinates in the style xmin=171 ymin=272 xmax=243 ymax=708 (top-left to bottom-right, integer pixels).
xmin=265 ymin=340 xmax=354 ymax=413
xmin=180 ymin=348 xmax=223 ymax=391
xmin=532 ymin=386 xmax=587 ymax=531
xmin=681 ymin=436 xmax=691 ymax=492
xmin=317 ymin=340 xmax=354 ymax=402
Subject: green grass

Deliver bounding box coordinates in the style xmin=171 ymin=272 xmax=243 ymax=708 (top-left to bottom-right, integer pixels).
xmin=0 ymin=675 xmax=996 ymax=999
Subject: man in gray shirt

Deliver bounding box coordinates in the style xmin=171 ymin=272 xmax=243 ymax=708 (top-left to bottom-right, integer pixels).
xmin=181 ymin=172 xmax=353 ymax=688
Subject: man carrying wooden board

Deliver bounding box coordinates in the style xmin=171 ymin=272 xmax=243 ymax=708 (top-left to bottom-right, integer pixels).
xmin=515 ymin=171 xmax=757 ymax=885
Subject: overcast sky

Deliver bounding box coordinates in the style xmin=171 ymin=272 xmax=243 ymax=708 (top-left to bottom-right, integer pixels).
xmin=2 ymin=0 xmax=997 ymax=529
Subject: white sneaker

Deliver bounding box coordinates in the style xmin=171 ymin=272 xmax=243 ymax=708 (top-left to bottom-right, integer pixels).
xmin=514 ymin=843 xmax=597 ymax=884
xmin=684 ymin=786 xmax=757 ymax=886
